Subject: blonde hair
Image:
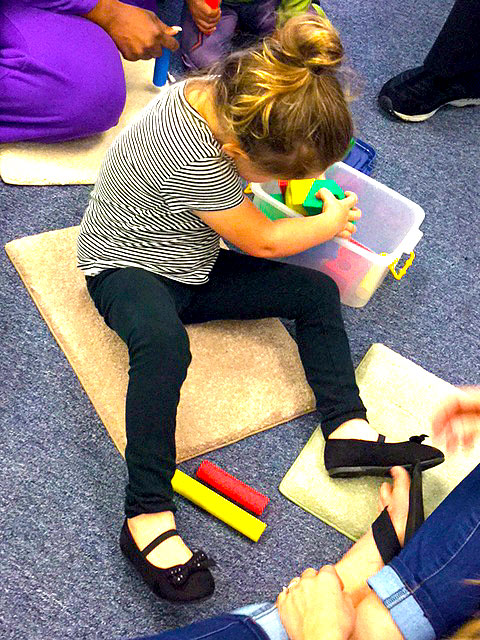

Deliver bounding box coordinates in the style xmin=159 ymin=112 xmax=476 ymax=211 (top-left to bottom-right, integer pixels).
xmin=211 ymin=13 xmax=353 ymax=178
xmin=450 ymin=618 xmax=480 ymax=639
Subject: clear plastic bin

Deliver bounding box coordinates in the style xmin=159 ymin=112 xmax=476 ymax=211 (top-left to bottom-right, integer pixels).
xmin=250 ymin=162 xmax=425 ymax=307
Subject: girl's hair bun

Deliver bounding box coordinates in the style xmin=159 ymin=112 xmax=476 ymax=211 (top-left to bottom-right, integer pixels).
xmin=211 ymin=12 xmax=354 ymax=178
xmin=271 ymin=13 xmax=344 ymax=75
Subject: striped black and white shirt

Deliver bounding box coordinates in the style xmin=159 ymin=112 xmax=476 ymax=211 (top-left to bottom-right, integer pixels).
xmin=77 ymin=80 xmax=244 ymax=284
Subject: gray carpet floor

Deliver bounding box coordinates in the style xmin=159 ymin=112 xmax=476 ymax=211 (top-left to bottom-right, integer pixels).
xmin=1 ymin=1 xmax=479 ymax=638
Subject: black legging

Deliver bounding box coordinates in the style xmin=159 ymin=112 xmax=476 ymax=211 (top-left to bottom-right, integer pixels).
xmin=424 ymin=0 xmax=480 ymax=78
xmin=86 ymin=249 xmax=367 ymax=518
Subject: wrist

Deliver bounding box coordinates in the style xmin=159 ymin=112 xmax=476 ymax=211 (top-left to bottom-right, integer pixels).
xmin=83 ymin=0 xmax=122 ymax=30
xmin=303 ymin=620 xmax=349 ymax=640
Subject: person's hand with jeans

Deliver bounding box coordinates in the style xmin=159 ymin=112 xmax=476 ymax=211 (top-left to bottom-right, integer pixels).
xmin=276 ymin=565 xmax=356 ymax=640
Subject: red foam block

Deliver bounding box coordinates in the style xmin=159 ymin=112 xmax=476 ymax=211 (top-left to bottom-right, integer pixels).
xmin=196 ymin=461 xmax=269 ymax=515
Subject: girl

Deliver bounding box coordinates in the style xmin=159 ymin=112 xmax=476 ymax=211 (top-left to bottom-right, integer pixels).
xmin=77 ymin=13 xmax=444 ymax=603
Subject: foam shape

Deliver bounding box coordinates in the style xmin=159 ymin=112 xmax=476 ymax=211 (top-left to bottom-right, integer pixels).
xmin=285 ymin=179 xmax=313 ymax=215
xmin=256 ymin=193 xmax=286 ymax=221
xmin=303 ymin=179 xmax=345 ymax=215
xmin=172 ymin=470 xmax=267 ymax=541
xmin=196 ymin=460 xmax=269 ymax=515
xmin=356 ymin=263 xmax=388 ymax=303
xmin=278 ymin=180 xmax=288 ymax=197
xmin=153 ymin=26 xmax=182 ymax=87
xmin=153 ymin=50 xmax=170 ymax=87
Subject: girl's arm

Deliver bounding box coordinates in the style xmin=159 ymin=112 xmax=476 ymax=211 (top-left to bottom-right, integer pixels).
xmin=196 ymin=188 xmax=360 ymax=259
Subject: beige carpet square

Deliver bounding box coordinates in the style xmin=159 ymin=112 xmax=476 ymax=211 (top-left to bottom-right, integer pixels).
xmin=279 ymin=343 xmax=479 ymax=541
xmin=5 ymin=226 xmax=316 ymax=461
xmin=0 ymin=59 xmax=162 ymax=186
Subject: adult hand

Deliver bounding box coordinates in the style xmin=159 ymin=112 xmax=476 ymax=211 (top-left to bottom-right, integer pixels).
xmin=432 ymin=387 xmax=480 ymax=453
xmin=318 ymin=189 xmax=361 ymax=239
xmin=187 ymin=0 xmax=221 ymax=35
xmin=84 ymin=0 xmax=179 ymax=61
xmin=276 ymin=565 xmax=356 ymax=640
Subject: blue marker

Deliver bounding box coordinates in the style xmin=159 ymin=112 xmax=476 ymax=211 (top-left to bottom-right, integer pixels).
xmin=153 ymin=26 xmax=182 ymax=87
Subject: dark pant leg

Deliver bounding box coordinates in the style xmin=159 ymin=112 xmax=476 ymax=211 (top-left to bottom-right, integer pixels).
xmin=235 ymin=0 xmax=279 ymax=36
xmin=87 ymin=268 xmax=193 ymax=518
xmin=424 ymin=0 xmax=480 ymax=78
xmin=181 ymin=250 xmax=367 ymax=439
xmin=180 ymin=3 xmax=238 ymax=70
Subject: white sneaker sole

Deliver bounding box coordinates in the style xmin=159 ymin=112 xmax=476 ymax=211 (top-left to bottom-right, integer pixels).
xmin=394 ymin=98 xmax=480 ymax=122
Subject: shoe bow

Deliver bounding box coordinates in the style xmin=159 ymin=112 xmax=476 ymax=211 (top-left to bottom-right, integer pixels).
xmin=409 ymin=434 xmax=429 ymax=444
xmin=166 ymin=551 xmax=213 ymax=587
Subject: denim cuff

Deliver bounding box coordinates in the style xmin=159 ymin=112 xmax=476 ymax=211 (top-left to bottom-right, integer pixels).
xmin=368 ymin=566 xmax=435 ymax=640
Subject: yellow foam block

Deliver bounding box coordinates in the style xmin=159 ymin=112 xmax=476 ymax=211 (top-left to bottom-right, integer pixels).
xmin=172 ymin=470 xmax=267 ymax=542
xmin=285 ymin=179 xmax=313 ymax=215
xmin=356 ymin=263 xmax=387 ymax=302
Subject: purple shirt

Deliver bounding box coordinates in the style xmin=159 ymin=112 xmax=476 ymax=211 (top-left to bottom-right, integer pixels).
xmin=18 ymin=0 xmax=98 ymax=15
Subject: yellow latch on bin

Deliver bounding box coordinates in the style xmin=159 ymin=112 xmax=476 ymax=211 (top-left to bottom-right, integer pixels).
xmin=382 ymin=251 xmax=415 ymax=280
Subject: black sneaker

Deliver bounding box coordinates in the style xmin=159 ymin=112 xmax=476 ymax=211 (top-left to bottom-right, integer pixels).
xmin=378 ymin=66 xmax=480 ymax=122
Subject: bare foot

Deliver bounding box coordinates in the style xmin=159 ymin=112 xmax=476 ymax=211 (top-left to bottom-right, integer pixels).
xmin=328 ymin=419 xmax=405 ymax=444
xmin=127 ymin=511 xmax=192 ymax=569
xmin=334 ymin=466 xmax=411 ymax=606
xmin=377 ymin=466 xmax=411 ymax=546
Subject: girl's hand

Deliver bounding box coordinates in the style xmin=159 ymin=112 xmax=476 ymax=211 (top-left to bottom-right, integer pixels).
xmin=432 ymin=387 xmax=480 ymax=453
xmin=317 ymin=189 xmax=361 ymax=240
xmin=276 ymin=565 xmax=356 ymax=640
xmin=187 ymin=0 xmax=221 ymax=35
xmin=84 ymin=0 xmax=179 ymax=61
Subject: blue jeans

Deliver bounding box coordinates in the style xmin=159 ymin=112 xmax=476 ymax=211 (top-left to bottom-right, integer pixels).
xmin=369 ymin=463 xmax=480 ymax=639
xmin=131 ymin=609 xmax=276 ymax=639
xmin=131 ymin=467 xmax=480 ymax=640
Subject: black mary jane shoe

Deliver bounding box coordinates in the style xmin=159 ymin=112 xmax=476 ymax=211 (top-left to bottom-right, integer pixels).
xmin=119 ymin=520 xmax=215 ymax=602
xmin=324 ymin=433 xmax=444 ymax=478
xmin=372 ymin=463 xmax=425 ymax=564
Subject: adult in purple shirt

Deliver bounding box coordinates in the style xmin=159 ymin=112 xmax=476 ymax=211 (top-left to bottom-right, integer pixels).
xmin=0 ymin=0 xmax=179 ymax=143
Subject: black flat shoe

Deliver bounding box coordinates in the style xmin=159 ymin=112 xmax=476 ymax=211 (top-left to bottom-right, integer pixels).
xmin=119 ymin=520 xmax=215 ymax=602
xmin=372 ymin=463 xmax=424 ymax=565
xmin=324 ymin=433 xmax=444 ymax=478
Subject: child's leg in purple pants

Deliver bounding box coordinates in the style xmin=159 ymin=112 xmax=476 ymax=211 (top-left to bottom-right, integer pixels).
xmin=0 ymin=0 xmax=156 ymax=143
xmin=180 ymin=0 xmax=279 ymax=71
xmin=180 ymin=3 xmax=238 ymax=71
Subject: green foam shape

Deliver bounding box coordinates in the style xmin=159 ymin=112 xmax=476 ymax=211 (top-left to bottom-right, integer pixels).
xmin=257 ymin=193 xmax=286 ymax=220
xmin=303 ymin=179 xmax=345 ymax=215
